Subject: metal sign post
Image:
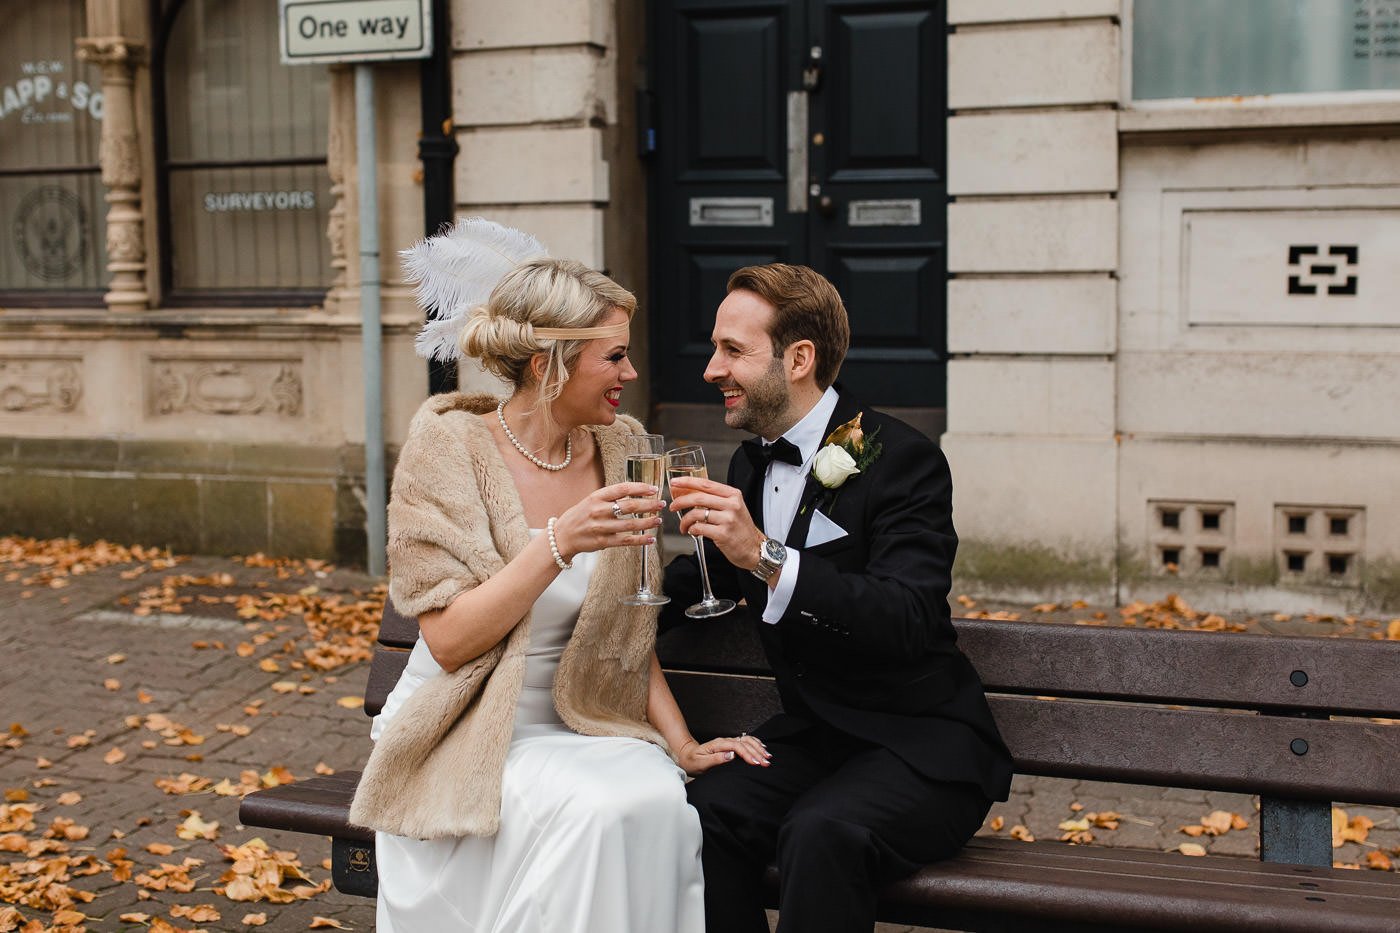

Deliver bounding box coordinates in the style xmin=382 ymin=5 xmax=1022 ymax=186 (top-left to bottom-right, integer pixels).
xmin=280 ymin=0 xmax=432 ymax=576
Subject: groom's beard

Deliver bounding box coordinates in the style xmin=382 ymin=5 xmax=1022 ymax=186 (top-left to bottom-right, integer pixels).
xmin=725 ymin=356 xmax=790 ymax=437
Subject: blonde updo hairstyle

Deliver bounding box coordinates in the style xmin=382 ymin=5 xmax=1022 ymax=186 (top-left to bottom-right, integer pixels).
xmin=460 ymin=258 xmax=636 ymax=420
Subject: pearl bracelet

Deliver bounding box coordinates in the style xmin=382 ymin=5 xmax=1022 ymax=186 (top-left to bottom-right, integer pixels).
xmin=546 ymin=517 xmax=572 ymax=570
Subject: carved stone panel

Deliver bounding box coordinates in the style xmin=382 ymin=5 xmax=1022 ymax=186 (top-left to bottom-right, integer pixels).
xmin=146 ymin=358 xmax=304 ymax=417
xmin=0 ymin=358 xmax=83 ymax=413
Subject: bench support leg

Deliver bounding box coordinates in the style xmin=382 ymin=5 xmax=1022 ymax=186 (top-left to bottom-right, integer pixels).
xmin=332 ymin=836 xmax=379 ymax=898
xmin=1259 ymin=798 xmax=1331 ymax=868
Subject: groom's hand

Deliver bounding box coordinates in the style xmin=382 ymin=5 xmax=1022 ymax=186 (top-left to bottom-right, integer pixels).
xmin=668 ymin=477 xmax=765 ymax=571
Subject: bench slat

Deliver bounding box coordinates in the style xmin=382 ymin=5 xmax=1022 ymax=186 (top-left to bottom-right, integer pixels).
xmin=238 ymin=772 xmax=371 ymax=843
xmin=365 ymin=647 xmax=409 ymax=717
xmin=658 ymin=617 xmax=1400 ymax=718
xmin=873 ymin=837 xmax=1400 ymax=933
xmin=956 ymin=620 xmax=1400 ymax=718
xmin=239 ymin=770 xmax=1400 ymax=932
xmin=661 ymin=671 xmax=1400 ymax=806
xmin=378 ymin=603 xmax=419 ymax=649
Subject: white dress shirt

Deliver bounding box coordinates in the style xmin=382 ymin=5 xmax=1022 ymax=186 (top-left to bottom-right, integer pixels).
xmin=758 ymin=387 xmax=840 ymax=624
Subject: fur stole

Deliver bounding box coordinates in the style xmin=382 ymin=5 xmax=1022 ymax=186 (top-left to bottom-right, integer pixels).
xmin=348 ymin=392 xmax=665 ymax=839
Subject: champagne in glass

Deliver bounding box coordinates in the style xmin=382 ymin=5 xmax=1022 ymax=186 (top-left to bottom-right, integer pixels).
xmin=621 ymin=434 xmax=669 ymax=606
xmin=665 ymin=445 xmax=736 ymax=619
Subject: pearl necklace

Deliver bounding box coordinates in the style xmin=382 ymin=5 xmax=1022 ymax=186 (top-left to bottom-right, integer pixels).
xmin=497 ymin=400 xmax=572 ymax=471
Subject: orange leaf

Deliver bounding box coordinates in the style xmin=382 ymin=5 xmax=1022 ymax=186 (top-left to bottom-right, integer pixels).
xmin=1009 ymin=824 xmax=1034 ymax=842
xmin=104 ymin=746 xmax=128 ymax=765
xmin=1365 ymin=850 xmax=1393 ymax=871
xmin=146 ymin=842 xmax=175 ymax=856
xmin=242 ymin=914 xmax=268 ymax=927
xmin=988 ymin=815 xmax=1004 ymax=831
xmin=1179 ymin=843 xmax=1207 ymax=857
xmin=335 ymin=696 xmax=364 ymax=709
xmin=309 ymin=918 xmax=351 ymax=929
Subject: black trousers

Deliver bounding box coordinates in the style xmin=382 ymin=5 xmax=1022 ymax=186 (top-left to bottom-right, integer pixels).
xmin=686 ymin=720 xmax=990 ymax=933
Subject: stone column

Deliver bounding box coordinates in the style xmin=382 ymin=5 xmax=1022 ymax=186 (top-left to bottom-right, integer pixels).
xmin=323 ymin=66 xmax=354 ymax=313
xmin=76 ymin=36 xmax=148 ymax=312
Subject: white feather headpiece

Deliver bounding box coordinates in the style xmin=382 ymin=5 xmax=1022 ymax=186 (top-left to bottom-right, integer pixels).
xmin=401 ymin=218 xmax=550 ymax=362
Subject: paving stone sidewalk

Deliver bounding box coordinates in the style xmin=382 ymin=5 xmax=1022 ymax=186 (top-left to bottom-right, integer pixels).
xmin=2 ymin=546 xmax=1396 ymax=932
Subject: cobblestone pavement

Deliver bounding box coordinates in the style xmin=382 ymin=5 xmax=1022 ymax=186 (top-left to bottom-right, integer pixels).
xmin=2 ymin=542 xmax=1396 ymax=932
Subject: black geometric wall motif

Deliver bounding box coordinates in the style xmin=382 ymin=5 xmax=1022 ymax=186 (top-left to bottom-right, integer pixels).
xmin=1288 ymin=244 xmax=1359 ymax=296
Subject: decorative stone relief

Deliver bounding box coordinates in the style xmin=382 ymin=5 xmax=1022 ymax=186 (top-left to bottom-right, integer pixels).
xmin=0 ymin=359 xmax=83 ymax=413
xmin=76 ymin=36 xmax=148 ymax=312
xmin=147 ymin=359 xmax=304 ymax=417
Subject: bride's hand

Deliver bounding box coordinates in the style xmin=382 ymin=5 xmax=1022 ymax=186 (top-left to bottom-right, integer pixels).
xmin=552 ymin=482 xmax=665 ymax=560
xmin=676 ymin=735 xmax=771 ymax=776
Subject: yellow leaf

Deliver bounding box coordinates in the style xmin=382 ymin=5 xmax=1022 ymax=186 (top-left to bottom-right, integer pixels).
xmin=314 ymin=762 xmax=336 ymax=775
xmin=1057 ymin=818 xmax=1090 ymax=832
xmin=107 ymin=653 xmax=127 ymax=664
xmin=259 ymin=658 xmax=281 ymax=673
xmin=1179 ymin=842 xmax=1207 ymax=857
xmin=1180 ymin=825 xmax=1206 ymax=837
xmin=171 ymin=903 xmax=222 ymax=922
xmin=336 ymin=696 xmax=364 ymax=709
xmin=57 ymin=791 xmax=82 ymax=806
xmin=176 ymin=810 xmax=220 ymax=841
xmin=104 ymin=746 xmax=128 ymax=765
xmin=119 ymin=913 xmax=152 ymax=923
xmin=1009 ymin=824 xmax=1034 ymax=842
xmin=146 ymin=842 xmax=175 ymax=855
xmin=242 ymin=914 xmax=269 ymax=926
xmin=104 ymin=678 xmax=121 ymax=691
xmin=988 ymin=815 xmax=1004 ymax=831
xmin=309 ymin=917 xmax=352 ymax=929
xmin=271 ymin=681 xmax=297 ymax=694
xmin=1200 ymin=810 xmax=1234 ymax=835
xmin=1387 ymin=619 xmax=1400 ymax=641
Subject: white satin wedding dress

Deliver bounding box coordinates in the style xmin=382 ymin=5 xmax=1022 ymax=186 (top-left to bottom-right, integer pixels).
xmin=370 ymin=535 xmax=705 ymax=933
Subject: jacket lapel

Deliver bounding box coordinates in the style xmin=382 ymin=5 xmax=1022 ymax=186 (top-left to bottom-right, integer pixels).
xmin=784 ymin=391 xmax=862 ymax=549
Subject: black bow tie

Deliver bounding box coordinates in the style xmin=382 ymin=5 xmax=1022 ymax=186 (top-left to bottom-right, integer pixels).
xmin=742 ymin=436 xmax=803 ymax=472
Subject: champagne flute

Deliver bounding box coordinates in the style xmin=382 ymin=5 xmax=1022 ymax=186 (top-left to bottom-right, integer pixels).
xmin=621 ymin=434 xmax=670 ymax=606
xmin=665 ymin=445 xmax=736 ymax=619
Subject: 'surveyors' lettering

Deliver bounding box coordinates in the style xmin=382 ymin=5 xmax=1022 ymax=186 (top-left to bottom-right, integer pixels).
xmin=202 ymin=191 xmax=318 ymax=212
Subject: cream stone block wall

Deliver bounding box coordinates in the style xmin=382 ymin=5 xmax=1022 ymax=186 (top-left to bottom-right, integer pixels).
xmin=948 ymin=359 xmax=1115 ymax=436
xmin=1117 ymin=351 xmax=1400 ymax=441
xmin=948 ymin=0 xmax=1120 ymax=25
xmin=456 ymin=127 xmax=609 ymax=204
xmin=948 ymin=111 xmax=1117 ymax=195
xmin=949 ymin=22 xmax=1118 ymax=109
xmin=469 ymin=205 xmax=606 ymax=267
xmin=454 ymin=47 xmax=609 ymax=126
xmin=453 ymin=0 xmax=609 ymax=49
xmin=942 ymin=434 xmax=1119 ymax=549
xmin=948 ymin=198 xmax=1117 ymax=272
xmin=948 ymin=277 xmax=1115 ymax=354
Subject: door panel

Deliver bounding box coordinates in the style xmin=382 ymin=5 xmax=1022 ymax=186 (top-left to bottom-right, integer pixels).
xmin=652 ymin=0 xmax=946 ymax=408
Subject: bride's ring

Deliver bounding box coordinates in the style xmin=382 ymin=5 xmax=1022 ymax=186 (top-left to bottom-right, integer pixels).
xmin=704 ymin=508 xmax=712 ymax=522
xmin=611 ymin=501 xmax=625 ymax=520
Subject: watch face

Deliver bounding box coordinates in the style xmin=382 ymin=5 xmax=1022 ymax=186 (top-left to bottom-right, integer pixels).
xmin=762 ymin=538 xmax=787 ymax=563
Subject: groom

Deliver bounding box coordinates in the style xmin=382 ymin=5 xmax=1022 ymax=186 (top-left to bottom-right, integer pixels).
xmin=663 ymin=263 xmax=1013 ymax=933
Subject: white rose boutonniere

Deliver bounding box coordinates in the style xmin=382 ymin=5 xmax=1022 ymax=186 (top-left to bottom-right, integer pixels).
xmin=812 ymin=444 xmax=860 ymax=489
xmin=803 ymin=412 xmax=883 ymax=514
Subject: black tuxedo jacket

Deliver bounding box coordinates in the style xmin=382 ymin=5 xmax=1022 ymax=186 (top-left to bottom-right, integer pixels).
xmin=662 ymin=393 xmax=1013 ymax=801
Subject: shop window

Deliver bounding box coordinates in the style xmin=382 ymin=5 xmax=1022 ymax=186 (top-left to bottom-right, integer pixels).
xmin=0 ymin=0 xmax=106 ymax=303
xmin=157 ymin=0 xmax=331 ymax=301
xmin=1132 ymin=0 xmax=1400 ymax=101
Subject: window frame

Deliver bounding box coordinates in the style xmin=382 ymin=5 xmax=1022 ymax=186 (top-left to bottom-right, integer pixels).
xmin=1122 ymin=0 xmax=1400 ymax=116
xmin=151 ymin=0 xmax=331 ymax=307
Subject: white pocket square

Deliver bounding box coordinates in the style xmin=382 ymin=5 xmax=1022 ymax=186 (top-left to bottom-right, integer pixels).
xmin=806 ymin=509 xmax=849 ymax=547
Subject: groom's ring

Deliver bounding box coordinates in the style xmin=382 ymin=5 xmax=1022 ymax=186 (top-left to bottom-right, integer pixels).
xmin=704 ymin=508 xmax=712 ymax=523
xmin=611 ymin=502 xmax=625 ymax=520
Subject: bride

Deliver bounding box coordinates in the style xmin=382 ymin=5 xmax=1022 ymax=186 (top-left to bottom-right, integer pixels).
xmin=349 ymin=225 xmax=769 ymax=933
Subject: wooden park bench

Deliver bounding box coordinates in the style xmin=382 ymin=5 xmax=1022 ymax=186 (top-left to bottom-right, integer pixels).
xmin=242 ymin=602 xmax=1400 ymax=931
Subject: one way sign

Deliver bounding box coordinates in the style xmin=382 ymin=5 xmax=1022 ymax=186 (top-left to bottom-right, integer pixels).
xmin=280 ymin=0 xmax=432 ymax=64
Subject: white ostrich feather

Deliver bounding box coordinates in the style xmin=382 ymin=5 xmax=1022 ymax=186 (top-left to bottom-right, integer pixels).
xmin=401 ymin=218 xmax=549 ymax=361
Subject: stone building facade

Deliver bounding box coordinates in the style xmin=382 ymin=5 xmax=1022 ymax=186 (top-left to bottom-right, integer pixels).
xmin=2 ymin=0 xmax=1397 ymax=612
